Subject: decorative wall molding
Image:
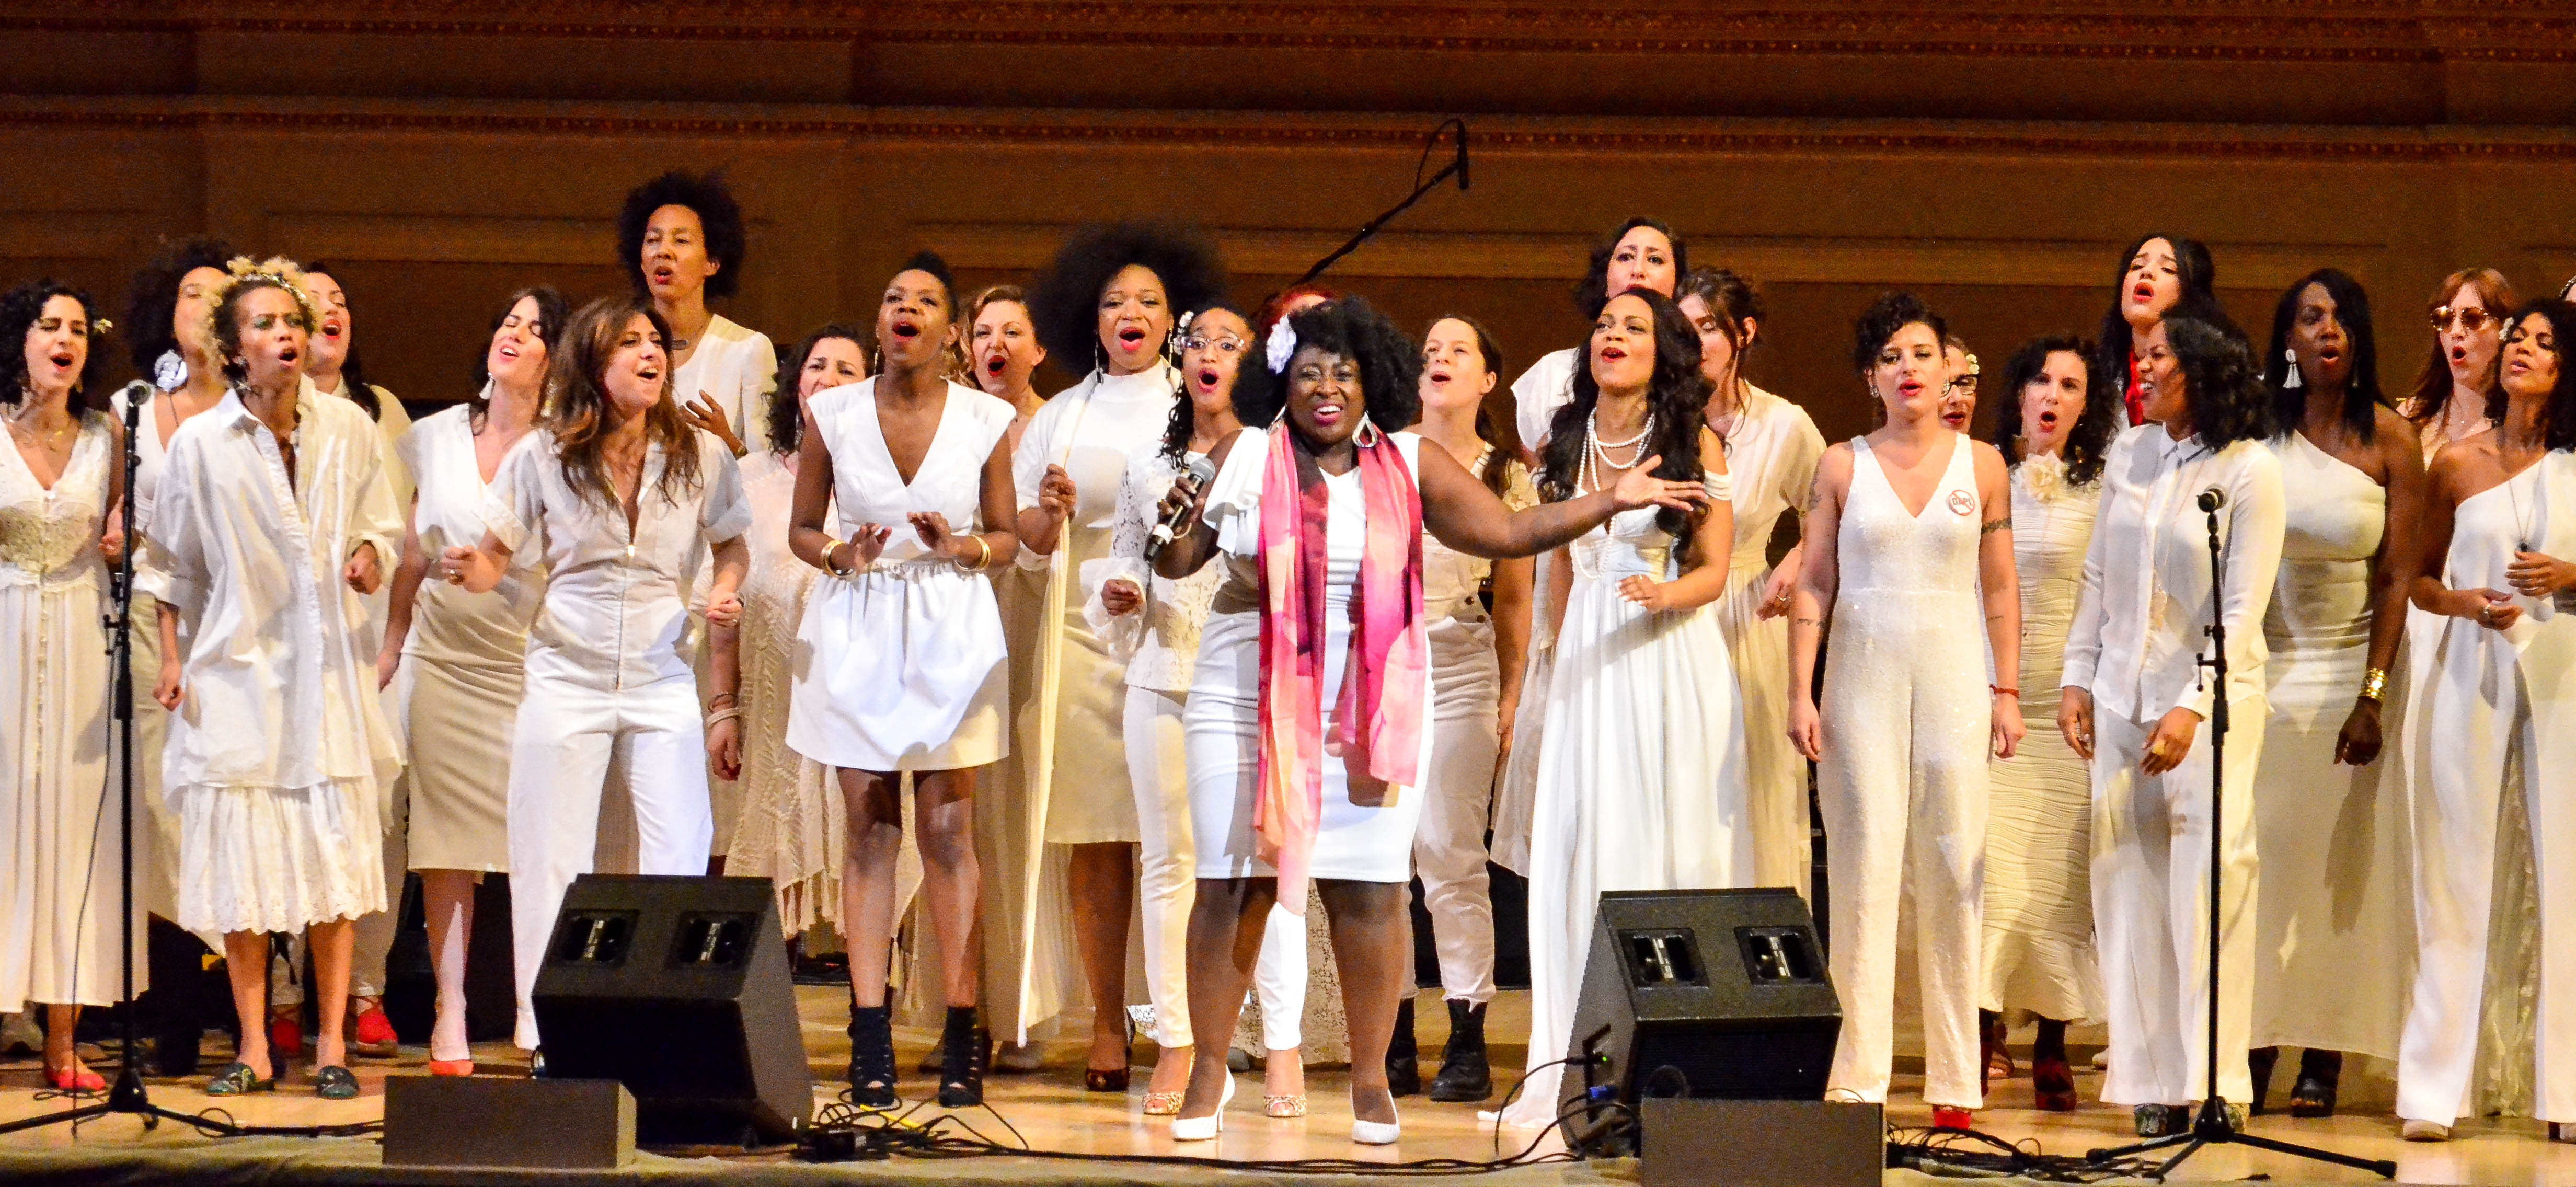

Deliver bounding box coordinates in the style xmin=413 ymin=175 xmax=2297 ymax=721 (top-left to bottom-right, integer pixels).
xmin=10 ymin=97 xmax=2576 ymax=161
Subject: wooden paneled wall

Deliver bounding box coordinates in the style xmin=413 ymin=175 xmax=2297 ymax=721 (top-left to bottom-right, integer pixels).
xmin=5 ymin=2 xmax=2576 ymax=445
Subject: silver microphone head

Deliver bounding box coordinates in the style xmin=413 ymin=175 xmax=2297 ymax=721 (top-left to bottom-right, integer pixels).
xmin=1185 ymin=455 xmax=1217 ymax=487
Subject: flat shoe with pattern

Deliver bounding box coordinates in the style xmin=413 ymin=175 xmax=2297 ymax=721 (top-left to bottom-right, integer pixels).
xmin=205 ymin=1062 xmax=275 ymax=1096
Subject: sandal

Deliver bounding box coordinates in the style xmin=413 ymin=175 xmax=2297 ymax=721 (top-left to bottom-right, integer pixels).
xmin=1266 ymin=1093 xmax=1309 ymax=1118
xmin=205 ymin=1061 xmax=276 ymax=1096
xmin=315 ymin=1064 xmax=361 ymax=1100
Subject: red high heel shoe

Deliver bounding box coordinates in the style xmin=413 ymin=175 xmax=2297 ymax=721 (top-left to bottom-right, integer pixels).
xmin=269 ymin=1010 xmax=305 ymax=1060
xmin=1931 ymin=1107 xmax=1974 ymax=1131
xmin=46 ymin=1064 xmax=106 ymax=1093
xmin=2031 ymin=1057 xmax=2078 ymax=1112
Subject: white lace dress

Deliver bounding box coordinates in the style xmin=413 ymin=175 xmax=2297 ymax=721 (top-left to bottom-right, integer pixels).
xmin=0 ymin=416 xmax=143 ymax=1010
xmin=1502 ymin=477 xmax=1755 ymax=1127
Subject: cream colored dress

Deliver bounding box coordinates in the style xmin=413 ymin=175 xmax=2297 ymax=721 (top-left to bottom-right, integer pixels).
xmin=1708 ymin=387 xmax=1825 ymax=895
xmin=0 ymin=416 xmax=144 ymax=1009
xmin=1980 ymin=455 xmax=2104 ymax=1022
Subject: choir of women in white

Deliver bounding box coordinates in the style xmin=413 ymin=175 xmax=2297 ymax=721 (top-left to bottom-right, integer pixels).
xmin=11 ymin=204 xmax=2576 ymax=1151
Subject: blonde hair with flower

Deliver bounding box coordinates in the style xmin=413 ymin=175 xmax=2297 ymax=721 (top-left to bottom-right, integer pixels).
xmin=203 ymin=255 xmax=319 ymax=385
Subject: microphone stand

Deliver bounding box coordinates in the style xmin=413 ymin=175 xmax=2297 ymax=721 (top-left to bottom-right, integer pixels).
xmin=2085 ymin=489 xmax=2392 ymax=1180
xmin=0 ymin=385 xmax=364 ymax=1140
xmin=1293 ymin=118 xmax=1468 ymax=285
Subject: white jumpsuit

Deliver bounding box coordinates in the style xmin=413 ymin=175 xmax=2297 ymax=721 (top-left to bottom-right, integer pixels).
xmin=2063 ymin=426 xmax=2285 ymax=1108
xmin=1817 ymin=434 xmax=1990 ymax=1110
xmin=486 ymin=430 xmax=751 ymax=1049
xmin=2397 ymin=455 xmax=2576 ymax=1124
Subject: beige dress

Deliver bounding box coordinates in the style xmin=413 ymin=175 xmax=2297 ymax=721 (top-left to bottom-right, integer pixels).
xmin=1980 ymin=456 xmax=2105 ymax=1022
xmin=1708 ymin=386 xmax=1825 ymax=895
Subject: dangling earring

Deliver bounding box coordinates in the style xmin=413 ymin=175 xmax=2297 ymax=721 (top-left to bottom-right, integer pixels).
xmin=1353 ymin=415 xmax=1383 ymax=448
xmin=2281 ymin=348 xmax=2302 ymax=389
xmin=1094 ymin=339 xmax=1108 ymax=375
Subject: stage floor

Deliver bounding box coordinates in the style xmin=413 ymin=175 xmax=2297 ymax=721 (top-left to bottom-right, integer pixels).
xmin=1 ymin=987 xmax=2568 ymax=1184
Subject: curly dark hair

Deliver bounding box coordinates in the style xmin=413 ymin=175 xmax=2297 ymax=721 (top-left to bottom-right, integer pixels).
xmin=2094 ymin=233 xmax=2236 ymax=413
xmin=768 ymin=322 xmax=868 ymax=457
xmin=617 ymin=170 xmax=748 ymax=301
xmin=2501 ymin=299 xmax=2576 ymax=453
xmin=0 ymin=281 xmax=111 ymax=417
xmin=1160 ymin=299 xmax=1258 ymax=466
xmin=2261 ymin=267 xmax=2384 ymax=444
xmin=1538 ymin=289 xmax=1711 ymax=552
xmin=1572 ymin=217 xmax=1687 ymax=320
xmin=300 ymin=262 xmax=383 ymax=421
xmin=209 ymin=260 xmax=320 ymax=388
xmin=468 ymin=284 xmax=571 ymax=418
xmin=1418 ymin=313 xmax=1517 ymax=494
xmin=1026 ymin=222 xmax=1226 ymax=373
xmin=1851 ymin=291 xmax=1950 ymax=374
xmin=123 ymin=235 xmax=236 ymax=379
xmin=1984 ymin=333 xmax=2115 ymax=487
xmin=547 ymin=295 xmax=703 ymax=509
xmin=2163 ymin=315 xmax=2275 ymax=449
xmin=1233 ymin=296 xmax=1413 ymax=440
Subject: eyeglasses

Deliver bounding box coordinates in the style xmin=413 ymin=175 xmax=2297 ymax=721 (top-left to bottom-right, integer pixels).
xmin=2432 ymin=306 xmax=2494 ymax=333
xmin=1181 ymin=335 xmax=1246 ymax=356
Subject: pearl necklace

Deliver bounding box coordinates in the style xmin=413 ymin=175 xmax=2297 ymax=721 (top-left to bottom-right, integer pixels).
xmin=1580 ymin=406 xmax=1653 ymax=496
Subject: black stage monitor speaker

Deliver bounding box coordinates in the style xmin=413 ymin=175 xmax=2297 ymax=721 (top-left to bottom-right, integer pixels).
xmin=532 ymin=874 xmax=812 ymax=1147
xmin=1558 ymin=888 xmax=1841 ymax=1156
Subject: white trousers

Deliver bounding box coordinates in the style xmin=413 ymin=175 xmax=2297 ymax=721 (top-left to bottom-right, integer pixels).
xmin=1411 ymin=616 xmax=1501 ymax=1004
xmin=2090 ymin=705 xmax=2262 ymax=1107
xmin=507 ymin=674 xmax=714 ymax=1048
xmin=1125 ymin=685 xmax=1303 ymax=1050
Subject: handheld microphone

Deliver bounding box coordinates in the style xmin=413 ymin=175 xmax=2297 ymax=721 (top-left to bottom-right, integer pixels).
xmin=2197 ymin=486 xmax=2227 ymax=513
xmin=1144 ymin=456 xmax=1218 ymax=561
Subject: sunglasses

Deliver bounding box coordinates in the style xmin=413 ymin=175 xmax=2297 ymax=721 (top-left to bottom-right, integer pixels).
xmin=2432 ymin=306 xmax=2494 ymax=333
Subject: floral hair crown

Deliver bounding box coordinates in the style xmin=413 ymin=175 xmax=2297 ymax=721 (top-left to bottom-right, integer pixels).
xmin=201 ymin=256 xmax=319 ymax=350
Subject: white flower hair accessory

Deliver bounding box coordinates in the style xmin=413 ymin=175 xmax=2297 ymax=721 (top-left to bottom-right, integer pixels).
xmin=1265 ymin=319 xmax=1298 ymax=375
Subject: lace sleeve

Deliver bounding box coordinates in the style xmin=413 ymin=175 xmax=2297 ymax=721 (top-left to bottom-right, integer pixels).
xmin=1082 ymin=448 xmax=1160 ymax=652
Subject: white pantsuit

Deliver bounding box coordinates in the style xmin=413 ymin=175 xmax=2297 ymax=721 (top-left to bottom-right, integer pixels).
xmin=1817 ymin=435 xmax=1988 ymax=1110
xmin=482 ymin=429 xmax=750 ymax=1049
xmin=2063 ymin=425 xmax=2286 ymax=1108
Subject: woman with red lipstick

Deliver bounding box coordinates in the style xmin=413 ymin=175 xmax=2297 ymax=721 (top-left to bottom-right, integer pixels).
xmin=1977 ymin=334 xmax=2114 ymax=1110
xmin=1512 ymin=217 xmax=1686 ymax=449
xmin=376 ymin=286 xmax=569 ymax=1077
xmin=2395 ymin=299 xmax=2576 ymax=1143
xmin=2095 ymin=234 xmax=2233 ymax=428
xmin=1791 ymin=293 xmax=2020 ymax=1130
xmin=438 ymin=295 xmax=751 ymax=1060
xmin=1091 ymin=302 xmax=1312 ymax=1117
xmin=1015 ymin=223 xmax=1224 ymax=1091
xmin=970 ymin=286 xmax=1049 ymax=444
xmin=147 ymin=258 xmax=405 ymax=1100
xmin=0 ymin=281 xmax=131 ymax=1093
xmin=787 ymin=255 xmax=1018 ymax=1109
xmin=2061 ymin=315 xmax=2284 ymax=1138
xmin=2246 ymin=269 xmax=2425 ymax=1119
xmin=1158 ymin=297 xmax=1706 ymax=1143
xmin=1682 ymin=268 xmax=1826 ymax=897
xmin=1498 ymin=286 xmax=1749 ymax=1131
xmin=2402 ymin=269 xmax=2518 ymax=466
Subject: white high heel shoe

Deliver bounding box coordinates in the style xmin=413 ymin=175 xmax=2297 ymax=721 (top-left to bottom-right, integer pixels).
xmin=1170 ymin=1070 xmax=1236 ymax=1142
xmin=1352 ymin=1102 xmax=1401 ymax=1145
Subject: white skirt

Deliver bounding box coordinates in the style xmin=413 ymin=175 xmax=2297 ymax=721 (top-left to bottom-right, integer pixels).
xmin=173 ymin=777 xmax=387 ymax=936
xmin=788 ymin=562 xmax=1009 ymax=773
xmin=1184 ymin=610 xmax=1431 ymax=883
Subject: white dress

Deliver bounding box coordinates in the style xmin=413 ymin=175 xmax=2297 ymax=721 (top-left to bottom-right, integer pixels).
xmin=2251 ymin=430 xmax=2413 ymax=1059
xmin=1709 ymin=387 xmax=1827 ymax=895
xmin=395 ymin=404 xmax=542 ymax=873
xmin=1980 ymin=456 xmax=2104 ymax=1023
xmin=0 ymin=416 xmax=143 ymax=1010
xmin=1501 ymin=473 xmax=1755 ymax=1128
xmin=2397 ymin=456 xmax=2576 ymax=1124
xmin=1816 ymin=434 xmax=1988 ymax=1110
xmin=144 ymin=387 xmax=406 ymax=937
xmin=787 ymin=380 xmax=1013 ymax=772
xmin=1184 ymin=428 xmax=1436 ymax=884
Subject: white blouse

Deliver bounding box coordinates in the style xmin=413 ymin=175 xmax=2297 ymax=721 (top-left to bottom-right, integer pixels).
xmin=482 ymin=429 xmax=751 ymax=692
xmin=395 ymin=403 xmax=544 ymax=667
xmin=1510 ymin=347 xmax=1580 ymax=450
xmin=142 ymin=386 xmax=405 ymax=791
xmin=676 ymin=314 xmax=780 ymax=455
xmin=2062 ymin=425 xmax=2287 ymax=722
xmin=1088 ymin=443 xmax=1222 ymax=694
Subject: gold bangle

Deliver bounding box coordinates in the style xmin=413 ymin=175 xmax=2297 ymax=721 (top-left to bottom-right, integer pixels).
xmin=2359 ymin=666 xmax=2389 ymax=702
xmin=958 ymin=534 xmax=993 ymax=573
xmin=822 ymin=537 xmax=848 ymax=577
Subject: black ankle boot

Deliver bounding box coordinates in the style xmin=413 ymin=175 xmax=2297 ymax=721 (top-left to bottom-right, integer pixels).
xmin=936 ymin=1007 xmax=986 ymax=1108
xmin=1428 ymin=999 xmax=1492 ymax=1102
xmin=848 ymin=1005 xmax=898 ymax=1108
xmin=2247 ymin=1046 xmax=2278 ymax=1116
xmin=1386 ymin=997 xmax=1421 ymax=1098
xmin=2288 ymin=1048 xmax=2341 ymax=1117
